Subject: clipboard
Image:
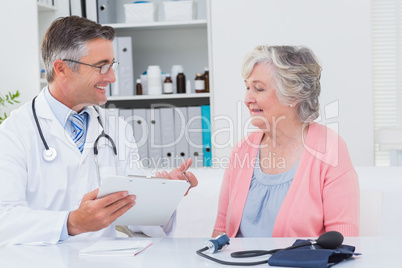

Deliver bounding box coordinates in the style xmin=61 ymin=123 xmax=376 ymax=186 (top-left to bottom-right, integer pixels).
xmin=97 ymin=175 xmax=191 ymax=226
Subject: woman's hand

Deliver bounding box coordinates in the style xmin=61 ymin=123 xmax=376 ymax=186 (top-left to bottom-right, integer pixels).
xmin=156 ymin=158 xmax=198 ymax=195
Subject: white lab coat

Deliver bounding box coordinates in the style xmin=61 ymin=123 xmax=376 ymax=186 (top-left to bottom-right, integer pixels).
xmin=0 ymin=89 xmax=172 ymax=246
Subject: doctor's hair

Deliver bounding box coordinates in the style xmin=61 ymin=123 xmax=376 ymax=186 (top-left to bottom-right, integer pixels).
xmin=41 ymin=16 xmax=115 ymax=83
xmin=241 ymin=45 xmax=322 ymax=122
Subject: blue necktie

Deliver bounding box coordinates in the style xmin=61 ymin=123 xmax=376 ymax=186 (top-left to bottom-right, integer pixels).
xmin=68 ymin=112 xmax=87 ymax=153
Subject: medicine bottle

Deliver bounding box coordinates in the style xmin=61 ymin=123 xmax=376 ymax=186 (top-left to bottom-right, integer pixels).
xmin=136 ymin=78 xmax=143 ymax=95
xmin=171 ymin=65 xmax=183 ymax=94
xmin=177 ymin=71 xmax=186 ymax=94
xmin=195 ymin=73 xmax=205 ymax=93
xmin=163 ymin=74 xmax=173 ymax=94
xmin=186 ymin=79 xmax=192 ymax=94
xmin=147 ymin=65 xmax=162 ymax=95
xmin=204 ymin=67 xmax=210 ymax=92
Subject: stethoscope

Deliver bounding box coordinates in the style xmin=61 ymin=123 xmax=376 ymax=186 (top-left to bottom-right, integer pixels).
xmin=32 ymin=96 xmax=118 ymax=184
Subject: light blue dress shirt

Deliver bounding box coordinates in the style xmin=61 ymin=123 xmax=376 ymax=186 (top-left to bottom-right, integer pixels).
xmin=237 ymin=148 xmax=298 ymax=237
xmin=44 ymin=87 xmax=90 ymax=136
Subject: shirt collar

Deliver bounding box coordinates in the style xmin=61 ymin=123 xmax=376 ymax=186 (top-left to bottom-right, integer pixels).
xmin=44 ymin=86 xmax=90 ymax=128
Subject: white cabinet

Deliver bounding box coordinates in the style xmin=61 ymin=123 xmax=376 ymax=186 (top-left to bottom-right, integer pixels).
xmin=103 ymin=0 xmax=212 ymax=109
xmin=103 ymin=0 xmax=213 ymax=166
xmin=33 ymin=0 xmax=214 ymax=165
xmin=37 ymin=1 xmax=57 ymax=12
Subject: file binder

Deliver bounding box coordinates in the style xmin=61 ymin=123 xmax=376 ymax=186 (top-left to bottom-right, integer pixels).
xmin=118 ymin=108 xmax=134 ymax=134
xmin=201 ymin=105 xmax=212 ymax=166
xmin=133 ymin=109 xmax=150 ymax=168
xmin=186 ymin=106 xmax=203 ymax=168
xmin=104 ymin=106 xmax=119 ymax=141
xmin=70 ymin=0 xmax=83 ymax=17
xmin=105 ymin=85 xmax=111 ymax=97
xmin=110 ymin=38 xmax=119 ymax=96
xmin=85 ymin=0 xmax=98 ymax=22
xmin=173 ymin=107 xmax=189 ymax=164
xmin=116 ymin=37 xmax=134 ymax=96
xmin=159 ymin=107 xmax=175 ymax=168
xmin=147 ymin=108 xmax=163 ymax=168
xmin=97 ymin=0 xmax=117 ymax=24
xmin=118 ymin=108 xmax=135 ymax=161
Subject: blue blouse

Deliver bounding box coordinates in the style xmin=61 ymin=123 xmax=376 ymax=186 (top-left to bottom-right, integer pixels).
xmin=237 ymin=149 xmax=298 ymax=237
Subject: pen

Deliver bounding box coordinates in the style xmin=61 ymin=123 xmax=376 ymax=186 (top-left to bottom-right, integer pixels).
xmin=183 ymin=171 xmax=191 ymax=184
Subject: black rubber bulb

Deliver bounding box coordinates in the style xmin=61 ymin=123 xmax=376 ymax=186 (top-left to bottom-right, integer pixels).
xmin=315 ymin=231 xmax=344 ymax=249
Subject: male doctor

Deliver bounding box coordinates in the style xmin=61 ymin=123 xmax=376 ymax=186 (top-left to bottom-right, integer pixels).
xmin=0 ymin=16 xmax=197 ymax=245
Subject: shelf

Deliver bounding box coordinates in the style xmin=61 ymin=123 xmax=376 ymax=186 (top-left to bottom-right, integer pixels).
xmin=37 ymin=2 xmax=57 ymax=12
xmin=106 ymin=93 xmax=210 ymax=109
xmin=105 ymin=20 xmax=207 ymax=30
xmin=108 ymin=92 xmax=210 ymax=101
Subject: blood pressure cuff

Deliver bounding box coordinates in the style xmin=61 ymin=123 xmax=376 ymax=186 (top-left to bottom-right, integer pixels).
xmin=267 ymin=239 xmax=360 ymax=268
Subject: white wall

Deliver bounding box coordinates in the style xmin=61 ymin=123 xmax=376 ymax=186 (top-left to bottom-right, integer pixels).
xmin=0 ymin=1 xmax=70 ymax=118
xmin=210 ymin=0 xmax=373 ymax=166
xmin=0 ymin=0 xmax=39 ymax=115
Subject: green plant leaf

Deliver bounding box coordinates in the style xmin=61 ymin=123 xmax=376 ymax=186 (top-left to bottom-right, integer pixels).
xmin=0 ymin=91 xmax=20 ymax=125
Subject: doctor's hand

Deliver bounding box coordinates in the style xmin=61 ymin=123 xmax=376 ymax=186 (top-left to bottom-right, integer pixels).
xmin=155 ymin=158 xmax=198 ymax=195
xmin=67 ymin=189 xmax=136 ymax=236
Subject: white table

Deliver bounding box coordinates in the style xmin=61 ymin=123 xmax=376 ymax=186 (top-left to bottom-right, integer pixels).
xmin=0 ymin=236 xmax=398 ymax=268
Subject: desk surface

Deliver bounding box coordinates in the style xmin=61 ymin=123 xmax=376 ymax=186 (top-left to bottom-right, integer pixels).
xmin=0 ymin=236 xmax=397 ymax=268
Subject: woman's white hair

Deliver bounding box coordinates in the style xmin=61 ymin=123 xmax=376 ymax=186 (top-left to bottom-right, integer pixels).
xmin=241 ymin=45 xmax=322 ymax=122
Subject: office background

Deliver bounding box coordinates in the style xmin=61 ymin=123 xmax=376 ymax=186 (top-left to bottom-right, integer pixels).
xmin=0 ymin=0 xmax=378 ymax=167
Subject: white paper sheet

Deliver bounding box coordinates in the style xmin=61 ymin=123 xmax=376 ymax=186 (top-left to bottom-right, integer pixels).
xmin=79 ymin=240 xmax=153 ymax=257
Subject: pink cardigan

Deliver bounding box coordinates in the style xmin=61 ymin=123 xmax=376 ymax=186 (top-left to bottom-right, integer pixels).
xmin=213 ymin=123 xmax=360 ymax=237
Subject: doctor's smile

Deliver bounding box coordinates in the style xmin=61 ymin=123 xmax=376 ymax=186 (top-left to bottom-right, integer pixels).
xmin=94 ymin=84 xmax=108 ymax=92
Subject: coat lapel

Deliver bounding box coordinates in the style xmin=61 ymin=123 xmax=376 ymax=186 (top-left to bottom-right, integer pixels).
xmin=81 ymin=106 xmax=104 ymax=162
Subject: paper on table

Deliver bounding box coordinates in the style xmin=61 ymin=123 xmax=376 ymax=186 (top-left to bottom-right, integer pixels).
xmin=79 ymin=240 xmax=153 ymax=257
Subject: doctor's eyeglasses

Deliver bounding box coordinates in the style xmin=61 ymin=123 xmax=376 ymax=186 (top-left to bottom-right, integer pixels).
xmin=62 ymin=59 xmax=119 ymax=75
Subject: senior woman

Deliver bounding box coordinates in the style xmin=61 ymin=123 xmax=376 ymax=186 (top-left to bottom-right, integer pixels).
xmin=212 ymin=45 xmax=359 ymax=238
